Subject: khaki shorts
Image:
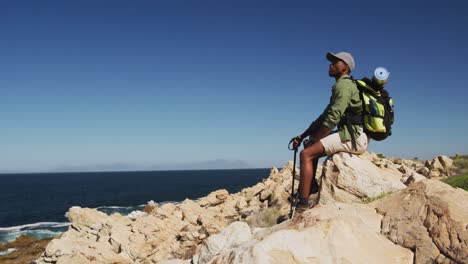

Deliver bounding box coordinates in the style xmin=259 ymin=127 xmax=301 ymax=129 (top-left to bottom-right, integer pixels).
xmin=319 ymin=129 xmax=369 ymax=156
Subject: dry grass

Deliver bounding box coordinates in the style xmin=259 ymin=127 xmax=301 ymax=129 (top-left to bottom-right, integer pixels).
xmin=362 ymin=192 xmax=393 ymax=204
xmin=245 ymin=207 xmax=283 ymax=228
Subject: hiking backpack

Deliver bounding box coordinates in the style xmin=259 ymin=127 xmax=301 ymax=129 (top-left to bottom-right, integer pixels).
xmin=355 ymin=78 xmax=394 ymax=141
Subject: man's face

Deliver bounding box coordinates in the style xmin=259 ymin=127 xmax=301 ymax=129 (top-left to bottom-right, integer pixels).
xmin=328 ymin=59 xmax=349 ymax=77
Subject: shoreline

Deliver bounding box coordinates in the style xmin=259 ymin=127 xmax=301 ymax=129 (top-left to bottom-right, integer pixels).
xmin=0 ymin=235 xmax=54 ymax=264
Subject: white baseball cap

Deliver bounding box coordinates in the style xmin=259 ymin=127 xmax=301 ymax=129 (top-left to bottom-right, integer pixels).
xmin=326 ymin=52 xmax=355 ymax=72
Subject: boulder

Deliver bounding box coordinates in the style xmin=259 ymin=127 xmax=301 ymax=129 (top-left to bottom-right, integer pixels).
xmin=67 ymin=206 xmax=108 ymax=234
xmin=207 ymin=202 xmax=413 ymax=264
xmin=438 ymin=155 xmax=453 ymax=170
xmin=143 ymin=200 xmax=159 ymax=214
xmin=403 ymin=172 xmax=427 ymax=185
xmin=426 ymin=156 xmax=454 ymax=177
xmin=199 ymin=190 xmax=229 ymax=207
xmin=374 ymin=180 xmax=468 ymax=264
xmin=156 ymin=203 xmax=178 ymax=218
xmin=416 ymin=167 xmax=430 ymax=177
xmin=197 ymin=222 xmax=252 ymax=264
xmin=241 ymin=183 xmax=265 ymax=202
xmin=178 ymin=199 xmax=206 ymax=225
xmin=318 ymin=152 xmax=407 ymax=204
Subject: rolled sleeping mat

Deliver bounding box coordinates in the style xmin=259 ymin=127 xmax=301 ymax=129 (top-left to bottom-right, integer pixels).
xmin=373 ymin=67 xmax=390 ymax=87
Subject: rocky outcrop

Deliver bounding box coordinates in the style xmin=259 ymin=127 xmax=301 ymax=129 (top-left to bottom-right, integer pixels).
xmin=204 ymin=203 xmax=413 ymax=264
xmin=196 ymin=222 xmax=252 ymax=264
xmin=374 ymin=180 xmax=468 ymax=264
xmin=318 ymin=152 xmax=407 ymax=204
xmin=36 ymin=152 xmax=464 ymax=264
xmin=425 ymin=155 xmax=454 ymax=178
xmin=37 ymin=163 xmax=299 ymax=263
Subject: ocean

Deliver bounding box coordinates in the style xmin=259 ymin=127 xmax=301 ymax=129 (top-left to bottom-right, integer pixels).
xmin=0 ymin=169 xmax=269 ymax=244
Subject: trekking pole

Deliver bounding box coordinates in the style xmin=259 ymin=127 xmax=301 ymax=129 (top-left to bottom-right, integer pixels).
xmin=288 ymin=139 xmax=298 ymax=219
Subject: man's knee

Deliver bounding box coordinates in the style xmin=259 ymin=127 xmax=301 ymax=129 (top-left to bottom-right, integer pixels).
xmin=300 ymin=150 xmax=307 ymax=161
xmin=300 ymin=149 xmax=315 ymax=161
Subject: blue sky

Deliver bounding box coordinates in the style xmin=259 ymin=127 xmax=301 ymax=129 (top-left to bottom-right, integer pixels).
xmin=1 ymin=1 xmax=467 ymax=171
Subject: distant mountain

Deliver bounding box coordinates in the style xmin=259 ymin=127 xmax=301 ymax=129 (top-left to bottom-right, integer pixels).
xmin=148 ymin=159 xmax=251 ymax=171
xmin=50 ymin=159 xmax=252 ymax=173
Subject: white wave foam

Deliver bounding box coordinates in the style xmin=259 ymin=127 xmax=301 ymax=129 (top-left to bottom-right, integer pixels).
xmin=0 ymin=248 xmax=16 ymax=256
xmin=7 ymin=229 xmax=62 ymax=236
xmin=0 ymin=222 xmax=70 ymax=232
xmin=96 ymin=205 xmax=135 ymax=209
xmin=0 ymin=229 xmax=64 ymax=243
xmin=51 ymin=223 xmax=71 ymax=228
xmin=127 ymin=210 xmax=147 ymax=220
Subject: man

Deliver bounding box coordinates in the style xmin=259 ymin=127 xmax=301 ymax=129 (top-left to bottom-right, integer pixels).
xmin=290 ymin=51 xmax=369 ymax=210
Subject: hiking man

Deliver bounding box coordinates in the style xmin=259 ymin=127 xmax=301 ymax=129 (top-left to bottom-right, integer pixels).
xmin=290 ymin=51 xmax=369 ymax=210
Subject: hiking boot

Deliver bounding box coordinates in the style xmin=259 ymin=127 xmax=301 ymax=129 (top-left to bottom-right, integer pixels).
xmin=294 ymin=202 xmax=310 ymax=214
xmin=310 ymin=184 xmax=319 ymax=195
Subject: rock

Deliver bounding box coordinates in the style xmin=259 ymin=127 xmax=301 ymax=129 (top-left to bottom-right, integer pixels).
xmin=157 ymin=259 xmax=191 ymax=264
xmin=374 ymin=180 xmax=468 ymax=264
xmin=270 ymin=167 xmax=279 ymax=175
xmin=67 ymin=206 xmax=108 ymax=233
xmin=426 ymin=156 xmax=454 ymax=177
xmin=318 ymin=152 xmax=407 ymax=203
xmin=241 ymin=183 xmax=265 ymax=202
xmin=199 ymin=190 xmax=229 ymax=207
xmin=156 ymin=203 xmax=178 ymax=218
xmin=198 ymin=213 xmax=227 ymax=235
xmin=207 ymin=203 xmax=413 ymax=264
xmin=416 ymin=167 xmax=430 ymax=176
xmin=398 ymin=164 xmax=412 ymax=174
xmin=197 ymin=222 xmax=252 ymax=264
xmin=279 ymin=160 xmax=295 ymax=174
xmin=432 ymin=158 xmax=444 ymax=170
xmin=259 ymin=189 xmax=272 ymax=202
xmin=240 ymin=204 xmax=261 ymax=218
xmin=403 ymin=172 xmax=427 ymax=185
xmin=429 ymin=170 xmax=441 ymax=178
xmin=143 ymin=200 xmax=159 ymax=213
xmin=438 ymin=155 xmax=453 ymax=170
xmin=234 ymin=196 xmax=248 ymax=211
xmin=178 ymin=199 xmax=205 ymax=225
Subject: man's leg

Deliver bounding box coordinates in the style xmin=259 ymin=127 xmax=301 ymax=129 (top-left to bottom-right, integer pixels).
xmin=298 ymin=141 xmax=326 ymax=203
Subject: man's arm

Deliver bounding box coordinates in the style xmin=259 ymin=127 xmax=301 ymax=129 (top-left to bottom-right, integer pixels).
xmin=311 ymin=126 xmax=332 ymax=141
xmin=299 ymin=113 xmax=326 ymax=140
xmin=313 ymin=83 xmax=351 ymax=140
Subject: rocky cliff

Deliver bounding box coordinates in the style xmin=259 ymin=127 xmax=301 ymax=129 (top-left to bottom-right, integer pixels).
xmin=36 ymin=152 xmax=467 ymax=264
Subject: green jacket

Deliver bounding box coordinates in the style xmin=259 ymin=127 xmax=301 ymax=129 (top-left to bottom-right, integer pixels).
xmin=302 ymin=74 xmax=363 ymax=142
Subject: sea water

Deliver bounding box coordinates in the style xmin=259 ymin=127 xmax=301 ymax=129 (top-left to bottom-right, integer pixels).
xmin=0 ymin=169 xmax=269 ymax=243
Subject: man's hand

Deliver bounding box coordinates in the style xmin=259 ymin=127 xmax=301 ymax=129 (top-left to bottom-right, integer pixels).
xmin=290 ymin=136 xmax=303 ymax=150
